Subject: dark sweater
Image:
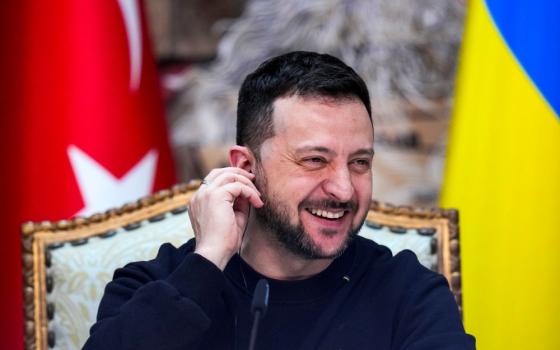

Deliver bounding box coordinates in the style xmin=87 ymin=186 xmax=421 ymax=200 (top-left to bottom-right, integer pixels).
xmin=84 ymin=236 xmax=475 ymax=349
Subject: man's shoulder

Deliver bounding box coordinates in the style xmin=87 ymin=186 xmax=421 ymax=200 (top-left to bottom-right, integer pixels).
xmin=114 ymin=238 xmax=197 ymax=280
xmin=352 ymin=240 xmax=473 ymax=348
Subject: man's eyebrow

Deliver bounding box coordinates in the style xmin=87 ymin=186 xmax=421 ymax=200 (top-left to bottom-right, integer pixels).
xmin=351 ymin=148 xmax=375 ymax=157
xmin=294 ymin=146 xmax=375 ymax=157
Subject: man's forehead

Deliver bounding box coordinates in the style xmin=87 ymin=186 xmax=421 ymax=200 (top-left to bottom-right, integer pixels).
xmin=271 ymin=95 xmax=371 ymax=131
xmin=260 ymin=95 xmax=374 ymax=157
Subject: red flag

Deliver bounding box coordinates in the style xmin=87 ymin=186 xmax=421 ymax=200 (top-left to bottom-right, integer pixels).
xmin=0 ymin=1 xmax=176 ymax=347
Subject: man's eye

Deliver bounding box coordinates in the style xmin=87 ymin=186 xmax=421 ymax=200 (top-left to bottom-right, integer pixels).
xmin=308 ymin=157 xmax=324 ymax=163
xmin=352 ymin=159 xmax=371 ymax=170
xmin=356 ymin=159 xmax=370 ymax=166
xmin=302 ymin=157 xmax=327 ymax=167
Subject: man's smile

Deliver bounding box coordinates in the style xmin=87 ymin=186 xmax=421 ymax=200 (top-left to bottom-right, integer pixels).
xmin=306 ymin=208 xmax=346 ymax=220
xmin=302 ymin=207 xmax=353 ymax=232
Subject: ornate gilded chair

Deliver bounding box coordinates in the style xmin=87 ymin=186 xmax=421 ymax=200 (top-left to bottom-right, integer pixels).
xmin=21 ymin=181 xmax=462 ymax=350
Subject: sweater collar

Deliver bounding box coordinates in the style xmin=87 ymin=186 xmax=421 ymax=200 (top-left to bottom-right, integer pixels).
xmin=225 ymin=239 xmax=356 ymax=303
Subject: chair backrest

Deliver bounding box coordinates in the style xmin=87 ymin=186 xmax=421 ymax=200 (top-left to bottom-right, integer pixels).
xmin=21 ymin=181 xmax=462 ymax=350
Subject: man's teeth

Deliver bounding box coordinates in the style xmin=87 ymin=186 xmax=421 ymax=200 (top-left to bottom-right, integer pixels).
xmin=309 ymin=208 xmax=344 ymax=219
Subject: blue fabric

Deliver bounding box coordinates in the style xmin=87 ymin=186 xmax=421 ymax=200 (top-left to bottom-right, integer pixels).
xmin=485 ymin=0 xmax=560 ymax=118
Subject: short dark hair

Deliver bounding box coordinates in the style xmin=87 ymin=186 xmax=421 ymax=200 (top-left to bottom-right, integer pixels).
xmin=236 ymin=51 xmax=371 ymax=154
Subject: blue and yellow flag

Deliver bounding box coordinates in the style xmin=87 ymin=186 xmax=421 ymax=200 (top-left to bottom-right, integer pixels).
xmin=441 ymin=0 xmax=560 ymax=349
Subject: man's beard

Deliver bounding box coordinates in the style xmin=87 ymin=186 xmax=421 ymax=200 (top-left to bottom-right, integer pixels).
xmin=252 ymin=164 xmax=366 ymax=260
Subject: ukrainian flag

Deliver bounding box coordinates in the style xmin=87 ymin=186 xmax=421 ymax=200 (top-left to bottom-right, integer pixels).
xmin=441 ymin=0 xmax=560 ymax=349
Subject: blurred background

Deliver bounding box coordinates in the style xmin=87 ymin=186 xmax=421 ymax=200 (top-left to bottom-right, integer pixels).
xmin=1 ymin=0 xmax=558 ymax=349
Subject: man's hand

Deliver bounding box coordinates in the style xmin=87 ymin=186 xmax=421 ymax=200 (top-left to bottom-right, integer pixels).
xmin=188 ymin=167 xmax=264 ymax=270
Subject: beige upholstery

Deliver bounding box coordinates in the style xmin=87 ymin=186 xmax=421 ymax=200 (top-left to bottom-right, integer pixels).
xmin=21 ymin=180 xmax=462 ymax=350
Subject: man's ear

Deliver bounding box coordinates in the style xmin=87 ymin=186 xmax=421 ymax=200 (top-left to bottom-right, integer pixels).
xmin=229 ymin=145 xmax=255 ymax=173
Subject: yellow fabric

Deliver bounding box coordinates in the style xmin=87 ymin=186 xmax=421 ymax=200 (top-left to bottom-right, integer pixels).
xmin=441 ymin=1 xmax=560 ymax=349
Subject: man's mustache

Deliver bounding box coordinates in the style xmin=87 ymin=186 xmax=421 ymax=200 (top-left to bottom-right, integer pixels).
xmin=298 ymin=199 xmax=357 ymax=212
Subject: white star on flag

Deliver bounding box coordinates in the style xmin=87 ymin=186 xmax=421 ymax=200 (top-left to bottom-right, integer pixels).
xmin=68 ymin=145 xmax=158 ymax=217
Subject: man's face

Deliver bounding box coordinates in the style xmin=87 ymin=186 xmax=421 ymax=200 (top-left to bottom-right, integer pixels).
xmin=253 ymin=95 xmax=374 ymax=259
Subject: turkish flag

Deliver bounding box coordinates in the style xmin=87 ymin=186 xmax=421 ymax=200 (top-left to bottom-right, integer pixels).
xmin=0 ymin=1 xmax=176 ymax=348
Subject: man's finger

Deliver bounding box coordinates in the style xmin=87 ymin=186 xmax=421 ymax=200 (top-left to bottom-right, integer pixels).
xmin=203 ymin=167 xmax=254 ymax=184
xmin=208 ymin=172 xmax=259 ymax=193
xmin=220 ymin=182 xmax=264 ymax=208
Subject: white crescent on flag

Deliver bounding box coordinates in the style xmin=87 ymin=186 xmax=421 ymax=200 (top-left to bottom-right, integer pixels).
xmin=118 ymin=0 xmax=143 ymax=90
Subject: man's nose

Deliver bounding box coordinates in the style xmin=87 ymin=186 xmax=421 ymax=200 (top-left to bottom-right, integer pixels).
xmin=323 ymin=167 xmax=354 ymax=202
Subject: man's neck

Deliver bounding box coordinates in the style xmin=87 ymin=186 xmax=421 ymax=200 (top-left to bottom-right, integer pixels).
xmin=240 ymin=219 xmax=334 ymax=280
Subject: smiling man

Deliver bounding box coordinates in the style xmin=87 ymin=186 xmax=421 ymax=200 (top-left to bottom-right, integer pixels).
xmin=85 ymin=51 xmax=475 ymax=350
